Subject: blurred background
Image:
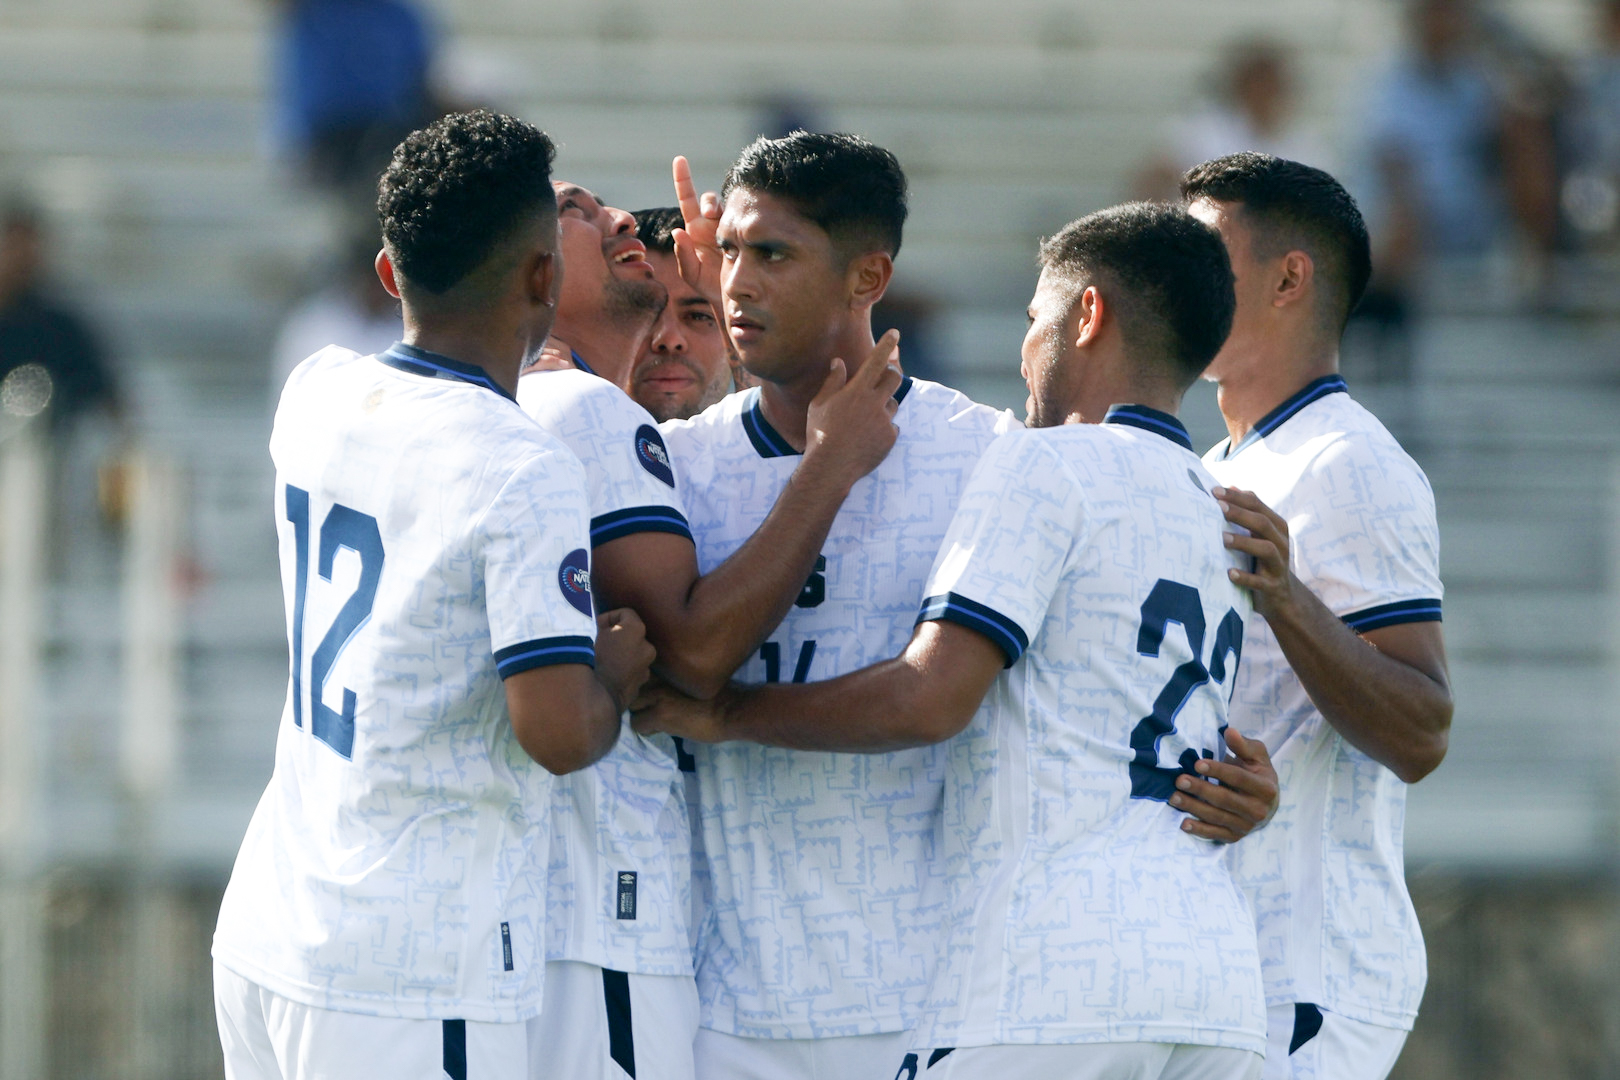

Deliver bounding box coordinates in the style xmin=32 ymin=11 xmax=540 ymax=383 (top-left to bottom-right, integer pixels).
xmin=0 ymin=0 xmax=1615 ymax=1076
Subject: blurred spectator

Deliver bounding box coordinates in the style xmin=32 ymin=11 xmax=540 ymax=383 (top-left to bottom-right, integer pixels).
xmin=1351 ymin=0 xmax=1560 ymax=380
xmin=271 ymin=0 xmax=437 ymax=192
xmin=0 ymin=201 xmax=122 ymax=433
xmin=1362 ymin=0 xmax=1559 ymax=263
xmin=1137 ymin=40 xmax=1332 ymax=200
xmin=1560 ymin=0 xmax=1620 ymax=247
xmin=269 ymin=233 xmax=400 ymax=405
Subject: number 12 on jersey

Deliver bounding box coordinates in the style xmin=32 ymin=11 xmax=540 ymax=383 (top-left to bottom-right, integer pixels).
xmin=284 ymin=484 xmax=385 ymax=760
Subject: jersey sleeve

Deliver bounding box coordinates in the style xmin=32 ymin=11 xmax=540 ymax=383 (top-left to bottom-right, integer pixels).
xmin=480 ymin=446 xmax=599 ymax=678
xmin=576 ymin=385 xmax=693 ymax=548
xmin=1290 ymin=435 xmax=1444 ymax=634
xmin=915 ymin=431 xmax=1085 ymax=667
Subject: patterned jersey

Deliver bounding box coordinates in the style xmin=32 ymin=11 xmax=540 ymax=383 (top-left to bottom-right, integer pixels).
xmin=517 ymin=366 xmax=694 ymax=976
xmin=213 ymin=343 xmax=597 ymax=1023
xmin=910 ymin=408 xmax=1266 ymax=1053
xmin=1204 ymin=375 xmax=1443 ymax=1029
xmin=661 ymin=378 xmax=1018 ymax=1039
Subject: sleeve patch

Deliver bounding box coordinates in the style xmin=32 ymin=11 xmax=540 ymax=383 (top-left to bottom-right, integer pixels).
xmin=590 ymin=505 xmax=694 ymax=547
xmin=1341 ymin=598 xmax=1442 ymax=633
xmin=558 ymin=548 xmax=594 ymax=616
xmin=917 ymin=591 xmax=1030 ymax=668
xmin=635 ymin=424 xmax=677 ymax=487
xmin=495 ymin=635 xmax=595 ymax=678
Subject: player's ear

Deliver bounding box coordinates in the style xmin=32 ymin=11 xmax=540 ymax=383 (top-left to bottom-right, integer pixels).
xmin=375 ymin=248 xmax=402 ymax=300
xmin=1073 ymin=285 xmax=1104 ymax=351
xmin=528 ymin=248 xmax=560 ymax=310
xmin=846 ymin=250 xmax=893 ymax=313
xmin=1274 ymin=250 xmax=1314 ymax=309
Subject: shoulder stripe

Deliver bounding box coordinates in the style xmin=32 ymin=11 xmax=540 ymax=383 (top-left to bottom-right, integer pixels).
xmin=590 ymin=505 xmax=694 ymax=547
xmin=494 ymin=635 xmax=596 ymax=678
xmin=1341 ymin=598 xmax=1443 ymax=633
xmin=916 ymin=592 xmax=1029 ymax=668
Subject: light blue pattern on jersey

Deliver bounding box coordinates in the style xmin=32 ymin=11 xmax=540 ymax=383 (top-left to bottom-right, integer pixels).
xmin=518 ymin=367 xmax=695 ymax=976
xmin=1205 ymin=384 xmax=1442 ymax=1030
xmin=912 ymin=422 xmax=1266 ymax=1054
xmin=661 ymin=380 xmax=1018 ymax=1039
xmin=213 ymin=346 xmax=597 ymax=1023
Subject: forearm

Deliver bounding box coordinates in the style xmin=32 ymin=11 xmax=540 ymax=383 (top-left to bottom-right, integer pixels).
xmin=1264 ymin=587 xmax=1451 ymax=782
xmin=669 ymin=455 xmax=852 ymax=696
xmin=719 ymin=658 xmax=955 ymax=753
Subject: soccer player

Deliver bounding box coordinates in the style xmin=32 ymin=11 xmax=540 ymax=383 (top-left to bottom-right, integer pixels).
xmin=516 ymin=180 xmax=905 ymax=1079
xmin=629 ymin=206 xmax=737 ymax=422
xmin=211 ymin=111 xmax=654 ymax=1078
xmin=642 ymin=201 xmax=1275 ymax=1080
xmin=1182 ymin=153 xmax=1453 ymax=1080
xmin=653 ymin=135 xmax=1274 ymax=1079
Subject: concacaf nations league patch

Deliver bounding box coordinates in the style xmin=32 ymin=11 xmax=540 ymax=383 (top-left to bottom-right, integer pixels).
xmin=635 ymin=424 xmax=676 ymax=487
xmin=558 ymin=548 xmax=593 ymax=616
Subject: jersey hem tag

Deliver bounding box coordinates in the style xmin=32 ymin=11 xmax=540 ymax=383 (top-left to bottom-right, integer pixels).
xmin=616 ymin=872 xmax=638 ymax=920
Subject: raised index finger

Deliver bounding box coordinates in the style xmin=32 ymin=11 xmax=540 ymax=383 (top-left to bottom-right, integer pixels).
xmin=672 ymin=156 xmax=703 ymax=228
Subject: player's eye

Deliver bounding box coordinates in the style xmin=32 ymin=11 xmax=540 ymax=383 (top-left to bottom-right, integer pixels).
xmin=688 ymin=311 xmax=716 ymax=327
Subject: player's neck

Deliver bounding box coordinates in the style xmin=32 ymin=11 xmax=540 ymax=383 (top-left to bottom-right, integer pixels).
xmin=757 ymin=324 xmax=877 ymax=452
xmin=401 ymin=326 xmax=526 ymax=398
xmin=543 ymin=321 xmax=646 ymax=392
xmin=1213 ymin=340 xmax=1339 ymax=446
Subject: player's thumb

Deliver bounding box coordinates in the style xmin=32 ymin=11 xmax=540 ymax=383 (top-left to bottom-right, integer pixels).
xmin=1225 ymin=726 xmax=1259 ymax=761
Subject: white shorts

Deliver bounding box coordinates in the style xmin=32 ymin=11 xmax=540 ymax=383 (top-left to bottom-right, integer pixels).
xmin=529 ymin=960 xmax=698 ymax=1080
xmin=896 ymin=1043 xmax=1263 ymax=1080
xmin=214 ymin=960 xmax=531 ymax=1080
xmin=694 ymin=1027 xmax=912 ymax=1080
xmin=1262 ymin=1005 xmax=1408 ymax=1080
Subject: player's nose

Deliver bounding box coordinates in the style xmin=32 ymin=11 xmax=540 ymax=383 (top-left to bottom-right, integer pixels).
xmin=604 ymin=204 xmax=637 ymax=235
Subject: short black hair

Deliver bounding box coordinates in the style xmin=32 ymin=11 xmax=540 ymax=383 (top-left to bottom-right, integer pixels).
xmin=633 ymin=206 xmax=685 ymax=255
xmin=376 ymin=110 xmax=556 ymax=295
xmin=721 ymin=131 xmax=907 ymax=259
xmin=1180 ymin=152 xmax=1372 ymax=331
xmin=1038 ymin=202 xmax=1235 ymax=386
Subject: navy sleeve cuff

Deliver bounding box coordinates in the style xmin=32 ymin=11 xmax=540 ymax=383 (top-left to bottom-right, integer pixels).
xmin=1341 ymin=598 xmax=1443 ymax=634
xmin=495 ymin=635 xmax=596 ymax=678
xmin=590 ymin=505 xmax=694 ymax=547
xmin=916 ymin=592 xmax=1029 ymax=668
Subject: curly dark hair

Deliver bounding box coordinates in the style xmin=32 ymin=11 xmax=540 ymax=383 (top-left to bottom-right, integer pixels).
xmin=632 ymin=206 xmax=685 ymax=255
xmin=1180 ymin=152 xmax=1371 ymax=332
xmin=1038 ymin=202 xmax=1236 ymax=386
xmin=376 ymin=111 xmax=556 ymax=295
xmin=721 ymin=131 xmax=907 ymax=260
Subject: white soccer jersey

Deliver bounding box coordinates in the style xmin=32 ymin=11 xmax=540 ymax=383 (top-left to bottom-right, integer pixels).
xmin=517 ymin=365 xmax=694 ymax=976
xmin=661 ymin=378 xmax=1018 ymax=1039
xmin=911 ymin=407 xmax=1266 ymax=1055
xmin=1203 ymin=375 xmax=1442 ymax=1030
xmin=213 ymin=343 xmax=599 ymax=1023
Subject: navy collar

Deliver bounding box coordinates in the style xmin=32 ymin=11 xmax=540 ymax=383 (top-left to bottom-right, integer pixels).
xmin=570 ymin=350 xmax=597 ymax=377
xmin=1103 ymin=404 xmax=1193 ymax=452
xmin=743 ymin=376 xmax=914 ymax=459
xmin=378 ymin=342 xmax=515 ymax=402
xmin=1224 ymin=373 xmax=1348 ymax=458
